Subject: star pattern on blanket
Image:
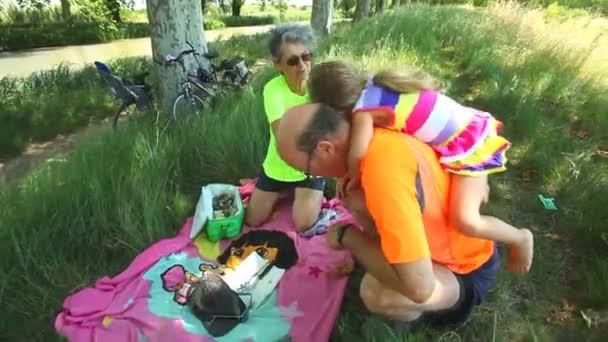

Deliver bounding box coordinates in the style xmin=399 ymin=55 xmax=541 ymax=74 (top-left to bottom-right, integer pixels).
xmin=279 ymin=301 xmax=304 ymax=322
xmin=308 ymin=266 xmax=323 ymax=278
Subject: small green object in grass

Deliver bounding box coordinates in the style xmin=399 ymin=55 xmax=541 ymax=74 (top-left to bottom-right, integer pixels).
xmin=538 ymin=194 xmax=558 ymax=211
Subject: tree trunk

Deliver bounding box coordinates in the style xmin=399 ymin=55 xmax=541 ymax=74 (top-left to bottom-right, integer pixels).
xmin=60 ymin=0 xmax=71 ymax=21
xmin=375 ymin=0 xmax=386 ymax=13
xmin=218 ymin=0 xmax=229 ymax=13
xmin=106 ymin=0 xmax=122 ymax=23
xmin=311 ymin=0 xmax=334 ymax=37
xmin=147 ymin=0 xmax=208 ymax=114
xmin=231 ymin=0 xmax=243 ymax=16
xmin=353 ymin=0 xmax=370 ymax=22
xmin=392 ymin=0 xmax=401 ymax=7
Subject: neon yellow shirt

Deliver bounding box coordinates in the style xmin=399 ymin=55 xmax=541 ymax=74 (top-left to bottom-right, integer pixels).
xmin=262 ymin=74 xmax=309 ymax=182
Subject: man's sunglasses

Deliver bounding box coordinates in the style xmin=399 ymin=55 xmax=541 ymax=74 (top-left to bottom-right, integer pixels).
xmin=286 ymin=52 xmax=313 ymax=66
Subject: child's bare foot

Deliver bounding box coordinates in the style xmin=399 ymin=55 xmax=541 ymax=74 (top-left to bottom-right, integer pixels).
xmin=508 ymin=228 xmax=534 ymax=273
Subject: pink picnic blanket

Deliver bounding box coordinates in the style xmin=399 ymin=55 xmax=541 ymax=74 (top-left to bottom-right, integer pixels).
xmin=55 ymin=182 xmax=356 ymax=342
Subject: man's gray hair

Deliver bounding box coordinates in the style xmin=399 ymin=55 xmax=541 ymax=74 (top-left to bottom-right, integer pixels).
xmin=297 ymin=104 xmax=345 ymax=153
xmin=268 ymin=23 xmax=315 ymax=61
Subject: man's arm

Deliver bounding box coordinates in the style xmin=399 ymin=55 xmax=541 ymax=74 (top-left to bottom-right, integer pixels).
xmin=341 ymin=226 xmax=436 ymax=303
xmin=354 ymin=131 xmax=436 ymax=303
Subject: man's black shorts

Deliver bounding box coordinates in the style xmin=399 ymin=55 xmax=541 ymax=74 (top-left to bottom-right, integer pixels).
xmin=255 ymin=168 xmax=326 ymax=193
xmin=425 ymin=245 xmax=501 ymax=327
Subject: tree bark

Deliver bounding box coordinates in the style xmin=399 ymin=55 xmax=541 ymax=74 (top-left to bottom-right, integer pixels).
xmin=231 ymin=0 xmax=243 ymax=16
xmin=353 ymin=0 xmax=370 ymax=22
xmin=311 ymin=0 xmax=334 ymax=37
xmin=105 ymin=0 xmax=122 ymax=23
xmin=375 ymin=0 xmax=386 ymax=14
xmin=146 ymin=0 xmax=208 ymax=114
xmin=60 ymin=0 xmax=71 ymax=21
xmin=218 ymin=0 xmax=229 ymax=13
xmin=392 ymin=0 xmax=401 ymax=7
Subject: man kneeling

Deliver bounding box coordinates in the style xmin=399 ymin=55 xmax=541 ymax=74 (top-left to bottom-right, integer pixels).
xmin=275 ymin=103 xmax=500 ymax=327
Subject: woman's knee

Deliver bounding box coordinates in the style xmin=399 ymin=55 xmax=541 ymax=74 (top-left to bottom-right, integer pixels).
xmin=292 ymin=210 xmax=318 ymax=232
xmin=292 ymin=189 xmax=323 ymax=231
xmin=292 ymin=202 xmax=322 ymax=232
xmin=245 ymin=189 xmax=279 ymax=227
xmin=245 ymin=210 xmax=267 ymax=227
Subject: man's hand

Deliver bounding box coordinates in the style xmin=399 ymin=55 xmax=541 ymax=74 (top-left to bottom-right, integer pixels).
xmin=326 ymin=223 xmax=350 ymax=250
xmin=336 ymin=177 xmax=348 ymax=200
xmin=328 ymin=258 xmax=355 ymax=278
xmin=345 ymin=172 xmax=361 ymax=194
xmin=336 ymin=173 xmax=361 ymax=200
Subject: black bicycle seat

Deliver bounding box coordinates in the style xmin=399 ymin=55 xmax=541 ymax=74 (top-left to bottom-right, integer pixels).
xmin=219 ymin=57 xmax=244 ymax=70
xmin=203 ymin=50 xmax=219 ymax=59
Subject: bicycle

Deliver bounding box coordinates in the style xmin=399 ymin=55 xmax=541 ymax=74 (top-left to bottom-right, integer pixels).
xmin=155 ymin=42 xmax=252 ymax=124
xmin=94 ymin=61 xmax=152 ymax=130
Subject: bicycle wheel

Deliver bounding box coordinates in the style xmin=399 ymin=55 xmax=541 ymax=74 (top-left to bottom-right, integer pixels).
xmin=172 ymin=92 xmax=207 ymax=121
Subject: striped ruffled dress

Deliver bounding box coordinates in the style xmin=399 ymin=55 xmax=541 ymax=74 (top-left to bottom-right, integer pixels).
xmin=352 ymin=83 xmax=511 ymax=176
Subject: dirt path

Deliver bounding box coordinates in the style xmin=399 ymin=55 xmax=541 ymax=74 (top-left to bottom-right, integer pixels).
xmin=0 ymin=59 xmax=270 ymax=189
xmin=0 ymin=118 xmax=115 ymax=188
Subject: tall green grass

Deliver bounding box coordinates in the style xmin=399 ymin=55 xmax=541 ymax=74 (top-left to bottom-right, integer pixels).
xmin=321 ymin=2 xmax=607 ymax=245
xmin=324 ymin=3 xmax=607 ymax=340
xmin=0 ymin=2 xmax=607 ymax=341
xmin=0 ymin=57 xmax=150 ymax=158
xmin=0 ymin=85 xmax=271 ymax=341
xmin=0 ymin=3 xmax=315 ymax=52
xmin=0 ymin=34 xmax=269 ymax=159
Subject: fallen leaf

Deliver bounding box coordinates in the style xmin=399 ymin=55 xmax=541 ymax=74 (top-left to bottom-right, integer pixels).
xmin=544 ymin=233 xmax=564 ymax=241
xmin=519 ymin=169 xmax=537 ymax=183
xmin=595 ymin=149 xmax=608 ymax=157
xmin=570 ymin=128 xmax=590 ymax=140
xmin=562 ymin=299 xmax=576 ymax=312
xmin=580 ymin=309 xmax=601 ymax=328
xmin=546 ymin=310 xmax=573 ymax=324
xmin=546 ymin=299 xmax=576 ymax=324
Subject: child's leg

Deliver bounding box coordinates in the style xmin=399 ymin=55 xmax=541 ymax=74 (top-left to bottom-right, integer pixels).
xmin=449 ymin=174 xmax=534 ymax=273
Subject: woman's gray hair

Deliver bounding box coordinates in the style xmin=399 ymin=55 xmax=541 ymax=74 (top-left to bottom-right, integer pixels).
xmin=267 ymin=23 xmax=315 ymax=62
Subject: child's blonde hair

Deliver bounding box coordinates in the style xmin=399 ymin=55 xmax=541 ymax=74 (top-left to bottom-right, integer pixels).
xmin=309 ymin=60 xmax=442 ymax=112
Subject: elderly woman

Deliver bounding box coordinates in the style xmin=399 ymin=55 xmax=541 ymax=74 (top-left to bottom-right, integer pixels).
xmin=245 ymin=23 xmax=325 ymax=232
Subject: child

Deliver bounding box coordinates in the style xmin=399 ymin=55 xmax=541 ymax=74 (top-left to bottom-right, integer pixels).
xmin=309 ymin=61 xmax=534 ymax=273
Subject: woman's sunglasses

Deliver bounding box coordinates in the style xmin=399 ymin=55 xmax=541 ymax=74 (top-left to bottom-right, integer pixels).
xmin=285 ymin=52 xmax=313 ymax=66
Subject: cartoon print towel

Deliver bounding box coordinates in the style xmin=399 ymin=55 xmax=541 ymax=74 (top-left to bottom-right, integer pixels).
xmin=55 ymin=184 xmax=358 ymax=342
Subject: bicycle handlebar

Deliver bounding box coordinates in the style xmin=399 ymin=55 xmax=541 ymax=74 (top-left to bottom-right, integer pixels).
xmin=154 ymin=41 xmax=200 ymax=66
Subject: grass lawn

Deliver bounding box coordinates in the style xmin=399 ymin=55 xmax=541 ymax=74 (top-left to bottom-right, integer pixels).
xmin=1 ymin=2 xmax=607 ymax=341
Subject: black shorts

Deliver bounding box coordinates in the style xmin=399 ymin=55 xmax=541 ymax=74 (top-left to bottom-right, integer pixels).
xmin=255 ymin=168 xmax=326 ymax=193
xmin=424 ymin=245 xmax=501 ymax=327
